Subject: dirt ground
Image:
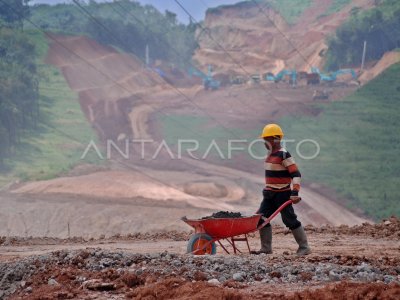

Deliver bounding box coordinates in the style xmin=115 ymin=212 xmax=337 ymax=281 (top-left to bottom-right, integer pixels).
xmin=359 ymin=51 xmax=400 ymax=84
xmin=1 ymin=218 xmax=399 ymax=299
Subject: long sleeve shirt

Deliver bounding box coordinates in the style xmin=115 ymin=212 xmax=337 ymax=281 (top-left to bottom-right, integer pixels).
xmin=264 ymin=147 xmax=301 ymax=195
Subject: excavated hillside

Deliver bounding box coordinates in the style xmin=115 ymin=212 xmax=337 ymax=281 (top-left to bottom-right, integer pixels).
xmin=359 ymin=51 xmax=400 ymax=84
xmin=194 ymin=0 xmax=374 ymax=74
xmin=45 ymin=34 xmax=167 ymax=141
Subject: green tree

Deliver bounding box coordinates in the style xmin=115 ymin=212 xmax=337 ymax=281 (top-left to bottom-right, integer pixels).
xmin=0 ymin=0 xmax=31 ymax=28
xmin=27 ymin=1 xmax=198 ymax=68
xmin=0 ymin=27 xmax=39 ymax=162
xmin=325 ymin=1 xmax=400 ymax=70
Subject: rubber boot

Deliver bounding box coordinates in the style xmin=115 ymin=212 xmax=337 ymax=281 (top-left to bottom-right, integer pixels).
xmin=251 ymin=226 xmax=272 ymax=254
xmin=291 ymin=226 xmax=311 ymax=256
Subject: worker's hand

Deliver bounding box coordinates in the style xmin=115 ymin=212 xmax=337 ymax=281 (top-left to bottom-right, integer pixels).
xmin=290 ymin=196 xmax=302 ymax=204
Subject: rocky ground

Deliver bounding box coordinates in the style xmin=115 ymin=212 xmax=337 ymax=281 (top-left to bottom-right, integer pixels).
xmin=1 ymin=217 xmax=399 ymax=299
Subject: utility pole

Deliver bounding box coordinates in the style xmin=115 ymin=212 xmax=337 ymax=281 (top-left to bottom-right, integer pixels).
xmin=361 ymin=40 xmax=367 ymax=71
xmin=145 ymin=44 xmax=149 ymax=67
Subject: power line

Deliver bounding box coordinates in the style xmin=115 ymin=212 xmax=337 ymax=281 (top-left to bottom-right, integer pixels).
xmin=8 ymin=0 xmax=325 ymax=152
xmin=71 ymin=0 xmax=331 ymax=153
xmin=198 ymin=0 xmax=209 ymax=10
xmin=101 ymin=0 xmax=264 ymax=119
xmin=101 ymin=0 xmax=284 ymax=121
xmin=252 ymin=0 xmax=399 ymax=69
xmin=70 ymin=0 xmax=252 ymax=140
xmin=3 ymin=0 xmax=222 ymax=150
xmin=174 ymin=0 xmax=330 ymax=144
xmin=71 ymin=0 xmax=333 ymax=174
xmin=0 ymin=0 xmax=265 ymax=202
xmin=76 ymin=0 xmax=328 ymax=148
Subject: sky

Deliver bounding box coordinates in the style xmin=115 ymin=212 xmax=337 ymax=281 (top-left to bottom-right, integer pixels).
xmin=30 ymin=0 xmax=242 ymax=24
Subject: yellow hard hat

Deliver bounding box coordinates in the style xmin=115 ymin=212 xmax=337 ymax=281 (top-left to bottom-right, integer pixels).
xmin=260 ymin=123 xmax=284 ymax=138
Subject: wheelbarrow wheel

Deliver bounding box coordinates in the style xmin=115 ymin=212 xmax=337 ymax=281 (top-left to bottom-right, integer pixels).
xmin=187 ymin=233 xmax=216 ymax=255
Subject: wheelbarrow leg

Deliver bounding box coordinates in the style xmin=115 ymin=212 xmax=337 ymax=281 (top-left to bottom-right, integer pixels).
xmin=224 ymin=238 xmax=241 ymax=254
xmin=231 ymin=238 xmax=237 ymax=254
xmin=217 ymin=240 xmax=230 ymax=254
xmin=245 ymin=234 xmax=251 ymax=253
xmin=230 ymin=236 xmax=249 ymax=254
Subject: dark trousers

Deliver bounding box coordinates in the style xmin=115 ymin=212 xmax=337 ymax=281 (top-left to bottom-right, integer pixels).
xmin=258 ymin=189 xmax=301 ymax=230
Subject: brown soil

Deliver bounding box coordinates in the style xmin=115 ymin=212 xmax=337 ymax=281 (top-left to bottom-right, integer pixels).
xmin=247 ymin=282 xmax=400 ymax=299
xmin=45 ymin=34 xmax=167 ymax=141
xmin=2 ymin=218 xmax=399 ymax=261
xmin=304 ymin=216 xmax=400 ymax=239
xmin=359 ymin=51 xmax=400 ymax=84
xmin=4 ymin=224 xmax=400 ymax=299
xmin=10 ymin=274 xmax=400 ymax=300
xmin=194 ymin=0 xmax=374 ymax=74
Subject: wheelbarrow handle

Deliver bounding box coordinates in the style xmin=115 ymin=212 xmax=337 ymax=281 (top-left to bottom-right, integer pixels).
xmin=256 ymin=199 xmax=294 ymax=230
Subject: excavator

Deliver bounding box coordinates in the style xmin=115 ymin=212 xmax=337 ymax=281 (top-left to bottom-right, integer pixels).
xmin=311 ymin=67 xmax=357 ymax=83
xmin=188 ymin=65 xmax=220 ymax=90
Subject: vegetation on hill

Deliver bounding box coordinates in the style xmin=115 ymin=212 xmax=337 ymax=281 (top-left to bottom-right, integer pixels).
xmin=0 ymin=1 xmax=99 ymax=186
xmin=27 ymin=0 xmax=198 ymax=67
xmin=280 ymin=63 xmax=400 ymax=220
xmin=0 ymin=0 xmax=30 ymax=28
xmin=0 ymin=0 xmax=39 ymax=169
xmin=267 ymin=0 xmax=313 ymax=24
xmin=325 ymin=0 xmax=400 ymax=70
xmin=319 ymin=0 xmax=351 ymax=18
xmin=207 ymin=0 xmax=312 ymax=25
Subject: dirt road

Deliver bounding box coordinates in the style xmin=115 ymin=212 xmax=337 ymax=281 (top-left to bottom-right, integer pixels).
xmin=1 ymin=226 xmax=398 ymax=263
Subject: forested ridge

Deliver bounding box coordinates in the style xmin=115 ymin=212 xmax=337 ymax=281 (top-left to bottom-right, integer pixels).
xmin=0 ymin=0 xmax=39 ymax=168
xmin=28 ymin=0 xmax=198 ymax=67
xmin=325 ymin=0 xmax=400 ymax=70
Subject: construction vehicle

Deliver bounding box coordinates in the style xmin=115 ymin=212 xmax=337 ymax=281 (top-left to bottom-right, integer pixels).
xmin=264 ymin=69 xmax=297 ymax=86
xmin=307 ymin=73 xmax=320 ymax=85
xmin=188 ymin=65 xmax=220 ymax=90
xmin=297 ymin=71 xmax=308 ymax=80
xmin=231 ymin=75 xmax=246 ymax=85
xmin=312 ymin=90 xmax=329 ymax=100
xmin=250 ymin=74 xmax=261 ymax=84
xmin=311 ymin=67 xmax=357 ymax=83
xmin=203 ymin=77 xmax=220 ymax=90
xmin=264 ymin=72 xmax=275 ymax=81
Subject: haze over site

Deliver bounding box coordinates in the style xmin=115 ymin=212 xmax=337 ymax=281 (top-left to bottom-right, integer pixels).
xmin=1 ymin=0 xmax=400 ymax=298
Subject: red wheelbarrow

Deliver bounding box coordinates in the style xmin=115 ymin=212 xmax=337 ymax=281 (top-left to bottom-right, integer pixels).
xmin=182 ymin=200 xmax=293 ymax=255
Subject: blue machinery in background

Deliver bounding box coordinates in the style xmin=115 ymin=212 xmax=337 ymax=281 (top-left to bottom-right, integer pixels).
xmin=265 ymin=67 xmax=357 ymax=85
xmin=310 ymin=67 xmax=357 ymax=82
xmin=188 ymin=65 xmax=221 ymax=90
xmin=186 ymin=65 xmax=357 ymax=88
xmin=264 ymin=69 xmax=297 ymax=86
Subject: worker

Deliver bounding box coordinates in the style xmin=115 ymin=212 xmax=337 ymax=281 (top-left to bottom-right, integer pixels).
xmin=251 ymin=124 xmax=311 ymax=256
